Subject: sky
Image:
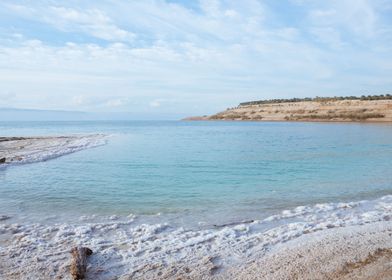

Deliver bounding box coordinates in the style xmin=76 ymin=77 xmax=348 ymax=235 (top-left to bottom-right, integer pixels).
xmin=1 ymin=0 xmax=392 ymax=119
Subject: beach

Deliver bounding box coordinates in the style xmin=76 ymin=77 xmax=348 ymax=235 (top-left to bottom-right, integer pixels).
xmin=0 ymin=135 xmax=106 ymax=166
xmin=226 ymin=222 xmax=392 ymax=280
xmin=2 ymin=0 xmax=392 ymax=278
xmin=1 ymin=204 xmax=392 ymax=279
xmin=1 ymin=121 xmax=392 ymax=279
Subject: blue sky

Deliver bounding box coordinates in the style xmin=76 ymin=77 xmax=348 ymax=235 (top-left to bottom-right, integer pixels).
xmin=1 ymin=0 xmax=392 ymax=118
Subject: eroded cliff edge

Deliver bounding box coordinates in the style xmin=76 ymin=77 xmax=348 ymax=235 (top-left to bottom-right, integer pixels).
xmin=185 ymin=97 xmax=392 ymax=122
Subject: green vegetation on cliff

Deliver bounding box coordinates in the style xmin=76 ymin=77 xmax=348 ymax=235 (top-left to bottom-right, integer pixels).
xmin=239 ymin=94 xmax=392 ymax=107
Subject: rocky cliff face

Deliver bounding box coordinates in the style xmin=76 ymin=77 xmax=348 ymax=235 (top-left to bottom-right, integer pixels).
xmin=186 ymin=100 xmax=392 ymax=122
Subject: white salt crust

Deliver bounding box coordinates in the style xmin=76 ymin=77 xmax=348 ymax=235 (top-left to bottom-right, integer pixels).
xmin=1 ymin=195 xmax=392 ymax=279
xmin=0 ymin=134 xmax=107 ymax=168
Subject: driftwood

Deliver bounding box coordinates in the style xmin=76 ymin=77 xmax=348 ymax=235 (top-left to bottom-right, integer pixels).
xmin=213 ymin=219 xmax=254 ymax=228
xmin=70 ymin=247 xmax=93 ymax=280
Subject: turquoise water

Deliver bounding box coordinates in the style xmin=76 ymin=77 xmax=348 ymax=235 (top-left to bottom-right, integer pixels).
xmin=1 ymin=121 xmax=392 ymax=226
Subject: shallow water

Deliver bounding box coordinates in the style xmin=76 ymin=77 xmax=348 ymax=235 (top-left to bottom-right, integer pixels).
xmin=0 ymin=120 xmax=392 ymax=227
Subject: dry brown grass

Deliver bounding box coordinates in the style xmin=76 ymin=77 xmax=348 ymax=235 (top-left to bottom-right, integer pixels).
xmin=290 ymin=113 xmax=385 ymax=121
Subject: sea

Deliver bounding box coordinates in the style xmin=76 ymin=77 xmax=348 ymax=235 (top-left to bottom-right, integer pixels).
xmin=1 ymin=120 xmax=391 ymax=229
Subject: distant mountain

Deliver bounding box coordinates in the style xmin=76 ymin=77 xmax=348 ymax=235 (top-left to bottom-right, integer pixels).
xmin=0 ymin=108 xmax=183 ymax=121
xmin=0 ymin=108 xmax=90 ymax=121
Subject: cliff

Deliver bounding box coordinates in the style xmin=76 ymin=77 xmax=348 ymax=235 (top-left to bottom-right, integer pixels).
xmin=185 ymin=99 xmax=392 ymax=122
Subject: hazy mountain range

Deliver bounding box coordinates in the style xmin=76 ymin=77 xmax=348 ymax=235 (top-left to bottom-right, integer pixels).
xmin=0 ymin=108 xmax=182 ymax=121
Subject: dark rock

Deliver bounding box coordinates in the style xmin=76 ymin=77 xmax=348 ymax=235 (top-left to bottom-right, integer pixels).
xmin=0 ymin=215 xmax=11 ymax=221
xmin=0 ymin=158 xmax=6 ymax=164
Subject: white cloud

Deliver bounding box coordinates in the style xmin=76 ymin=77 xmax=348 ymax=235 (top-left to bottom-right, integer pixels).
xmin=307 ymin=0 xmax=378 ymax=38
xmin=3 ymin=3 xmax=135 ymax=42
xmin=149 ymin=100 xmax=162 ymax=108
xmin=310 ymin=27 xmax=345 ymax=49
xmin=105 ymin=98 xmax=127 ymax=108
xmin=48 ymin=7 xmax=135 ymax=41
xmin=0 ymin=0 xmax=391 ymax=116
xmin=71 ymin=96 xmax=85 ymax=106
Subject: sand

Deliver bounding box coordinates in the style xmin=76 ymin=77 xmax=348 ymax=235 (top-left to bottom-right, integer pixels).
xmin=224 ymin=222 xmax=392 ymax=280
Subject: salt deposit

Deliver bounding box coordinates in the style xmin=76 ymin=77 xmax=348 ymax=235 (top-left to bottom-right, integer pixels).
xmin=0 ymin=134 xmax=107 ymax=167
xmin=1 ymin=195 xmax=392 ymax=279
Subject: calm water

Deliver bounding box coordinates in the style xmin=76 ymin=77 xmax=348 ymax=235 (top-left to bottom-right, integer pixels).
xmin=1 ymin=121 xmax=392 ymax=225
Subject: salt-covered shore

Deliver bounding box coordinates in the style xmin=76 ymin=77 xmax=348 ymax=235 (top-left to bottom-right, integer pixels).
xmin=0 ymin=135 xmax=107 ymax=167
xmin=1 ymin=135 xmax=391 ymax=279
xmin=1 ymin=195 xmax=392 ymax=279
xmin=225 ymin=222 xmax=392 ymax=280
